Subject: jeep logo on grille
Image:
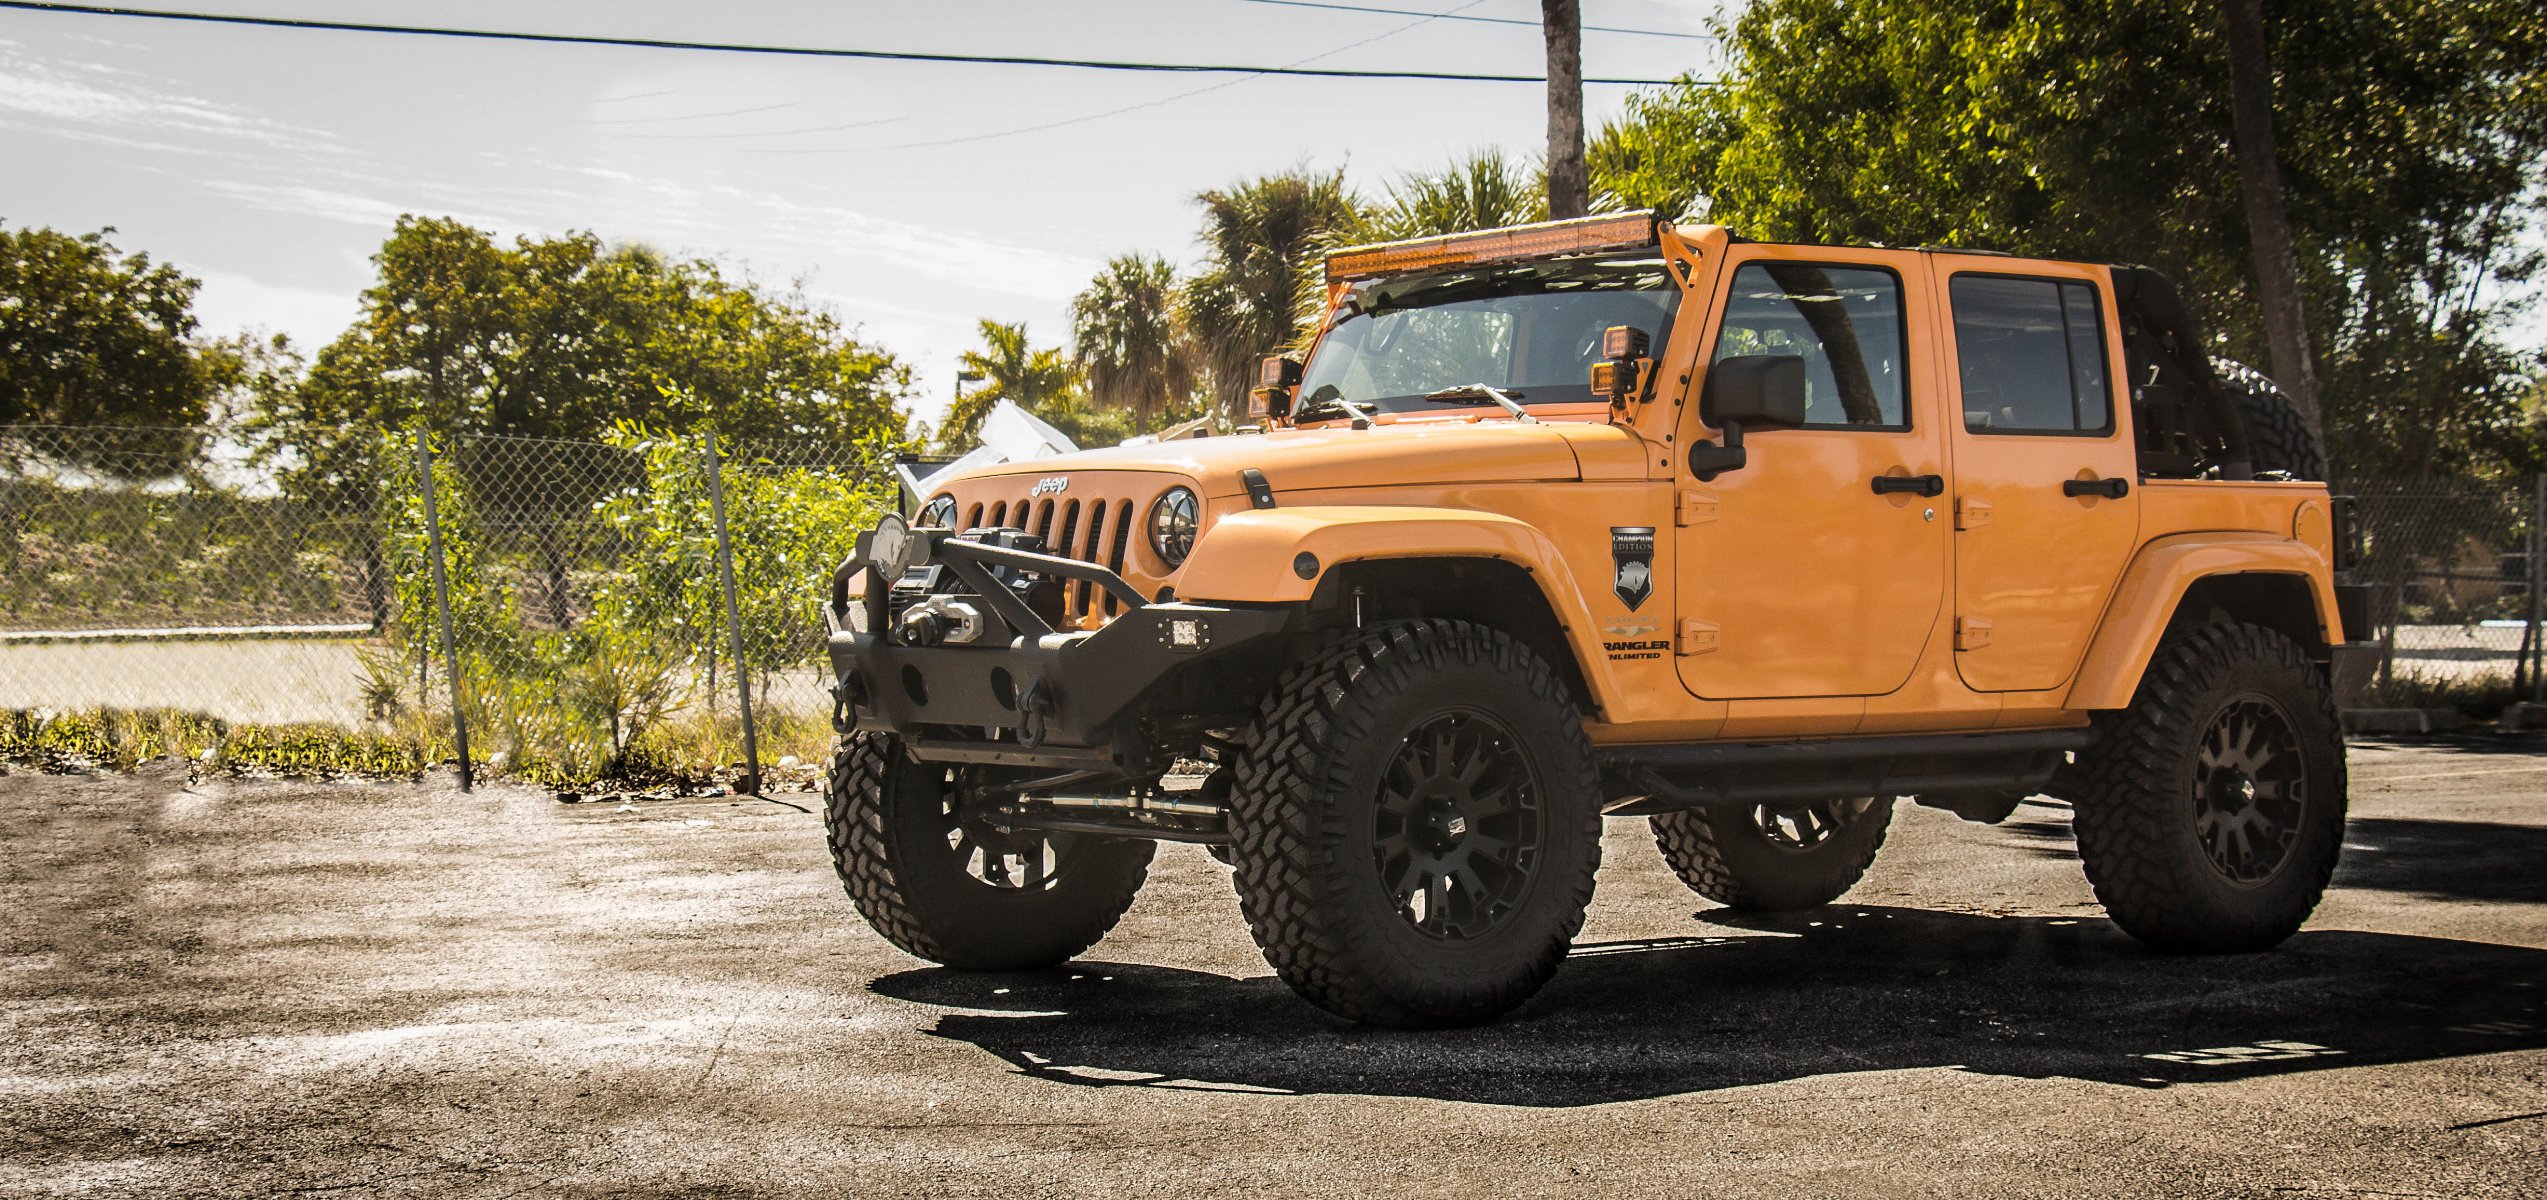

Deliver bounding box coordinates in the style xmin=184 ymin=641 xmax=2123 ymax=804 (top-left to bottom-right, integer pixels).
xmin=1029 ymin=476 xmax=1069 ymax=497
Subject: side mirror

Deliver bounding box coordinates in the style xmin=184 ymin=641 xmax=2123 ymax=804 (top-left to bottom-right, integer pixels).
xmin=1251 ymin=356 xmax=1303 ymax=422
xmin=1703 ymin=354 xmax=1808 ymax=429
xmin=1688 ymin=354 xmax=1809 ymax=481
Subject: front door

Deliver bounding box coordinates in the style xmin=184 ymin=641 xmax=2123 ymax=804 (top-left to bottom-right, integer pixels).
xmin=1932 ymin=260 xmax=2142 ymax=692
xmin=1674 ymin=251 xmax=1951 ymax=700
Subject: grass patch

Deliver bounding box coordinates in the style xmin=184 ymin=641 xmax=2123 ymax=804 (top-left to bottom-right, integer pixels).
xmin=2355 ymin=671 xmax=2525 ymax=717
xmin=0 ymin=705 xmax=827 ymax=790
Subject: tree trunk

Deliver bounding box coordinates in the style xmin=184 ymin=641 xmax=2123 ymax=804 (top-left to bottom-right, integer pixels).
xmin=2221 ymin=0 xmax=2324 ymax=443
xmin=1542 ymin=0 xmax=1588 ymax=219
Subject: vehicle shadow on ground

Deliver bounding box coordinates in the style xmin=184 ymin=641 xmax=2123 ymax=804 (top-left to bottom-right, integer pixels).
xmin=1996 ymin=807 xmax=2547 ymax=906
xmin=871 ymin=906 xmax=2547 ymax=1108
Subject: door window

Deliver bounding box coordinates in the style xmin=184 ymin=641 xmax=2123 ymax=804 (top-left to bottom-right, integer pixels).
xmin=1709 ymin=263 xmax=1909 ymax=428
xmin=1950 ymin=276 xmax=2113 ymax=434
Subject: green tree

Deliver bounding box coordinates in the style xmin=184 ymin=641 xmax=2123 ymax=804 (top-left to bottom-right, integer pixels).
xmin=938 ymin=320 xmax=1080 ymax=451
xmin=1594 ymin=0 xmax=2547 ymax=479
xmin=0 ymin=223 xmax=243 ymax=462
xmin=267 ymin=216 xmax=910 ymax=446
xmin=255 ymin=215 xmax=913 ymax=626
xmin=1071 ymin=254 xmax=1196 ymax=436
xmin=1352 ymin=149 xmax=1551 ymax=242
xmin=1179 ymin=169 xmax=1360 ymax=418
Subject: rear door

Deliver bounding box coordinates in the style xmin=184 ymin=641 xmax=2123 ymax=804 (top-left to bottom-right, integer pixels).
xmin=1933 ymin=260 xmax=2141 ymax=692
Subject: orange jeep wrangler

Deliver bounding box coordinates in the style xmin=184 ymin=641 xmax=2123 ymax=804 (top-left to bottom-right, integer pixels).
xmin=822 ymin=213 xmax=2371 ymax=1028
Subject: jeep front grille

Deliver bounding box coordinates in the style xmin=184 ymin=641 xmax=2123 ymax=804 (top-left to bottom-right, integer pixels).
xmin=961 ymin=494 xmax=1145 ymax=626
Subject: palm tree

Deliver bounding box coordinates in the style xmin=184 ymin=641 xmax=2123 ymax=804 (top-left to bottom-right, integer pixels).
xmin=1071 ymin=254 xmax=1193 ymax=435
xmin=1178 ymin=169 xmax=1359 ymax=418
xmin=1353 ymin=149 xmax=1550 ymax=242
xmin=937 ymin=319 xmax=1076 ymax=451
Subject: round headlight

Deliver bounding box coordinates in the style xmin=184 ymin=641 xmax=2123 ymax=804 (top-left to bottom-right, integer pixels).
xmin=1148 ymin=487 xmax=1199 ymax=567
xmin=918 ymin=494 xmax=959 ymax=529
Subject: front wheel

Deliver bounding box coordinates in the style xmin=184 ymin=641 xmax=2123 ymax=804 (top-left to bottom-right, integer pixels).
xmin=1649 ymin=796 xmax=1894 ymax=912
xmin=1228 ymin=620 xmax=1603 ymax=1028
xmin=2071 ymin=622 xmax=2347 ymax=952
xmin=824 ymin=733 xmax=1155 ymax=970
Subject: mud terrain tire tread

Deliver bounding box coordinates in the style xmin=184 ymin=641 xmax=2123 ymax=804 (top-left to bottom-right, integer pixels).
xmin=825 ymin=732 xmax=1153 ymax=970
xmin=1228 ymin=619 xmax=1602 ymax=1027
xmin=2071 ymin=621 xmax=2346 ymax=953
xmin=2212 ymin=357 xmax=2328 ymax=481
xmin=1649 ymin=797 xmax=1894 ymax=912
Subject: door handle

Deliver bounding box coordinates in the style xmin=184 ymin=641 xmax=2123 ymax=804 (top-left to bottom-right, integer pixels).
xmin=1871 ymin=473 xmax=1944 ymax=497
xmin=2062 ymin=477 xmax=2130 ymax=499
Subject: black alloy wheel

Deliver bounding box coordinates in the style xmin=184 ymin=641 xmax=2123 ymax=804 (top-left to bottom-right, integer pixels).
xmin=1372 ymin=710 xmax=1545 ymax=942
xmin=1751 ymin=797 xmax=1880 ymax=850
xmin=2192 ymin=697 xmax=2310 ymax=886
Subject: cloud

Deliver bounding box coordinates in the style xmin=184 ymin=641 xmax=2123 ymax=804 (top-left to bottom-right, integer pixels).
xmin=702 ymin=186 xmax=1100 ymax=302
xmin=0 ymin=49 xmax=338 ymax=154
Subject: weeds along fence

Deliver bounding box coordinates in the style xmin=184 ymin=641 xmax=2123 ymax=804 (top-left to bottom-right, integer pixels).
xmin=0 ymin=424 xmax=897 ymax=789
xmin=4 ymin=424 xmax=2545 ymax=784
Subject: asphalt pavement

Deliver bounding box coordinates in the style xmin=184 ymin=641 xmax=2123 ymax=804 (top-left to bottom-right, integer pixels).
xmin=3 ymin=738 xmax=2542 ymax=1197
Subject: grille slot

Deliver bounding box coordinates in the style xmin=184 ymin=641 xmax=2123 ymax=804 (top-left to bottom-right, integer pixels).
xmin=1105 ymin=503 xmax=1136 ymax=615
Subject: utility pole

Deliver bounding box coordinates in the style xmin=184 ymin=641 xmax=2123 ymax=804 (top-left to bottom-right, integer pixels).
xmin=2222 ymin=0 xmax=2324 ymax=444
xmin=1542 ymin=0 xmax=1588 ymax=219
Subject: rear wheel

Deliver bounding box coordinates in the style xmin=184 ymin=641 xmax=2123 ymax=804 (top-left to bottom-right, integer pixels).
xmin=1650 ymin=796 xmax=1895 ymax=912
xmin=2071 ymin=622 xmax=2346 ymax=952
xmin=1228 ymin=620 xmax=1603 ymax=1027
xmin=824 ymin=733 xmax=1155 ymax=970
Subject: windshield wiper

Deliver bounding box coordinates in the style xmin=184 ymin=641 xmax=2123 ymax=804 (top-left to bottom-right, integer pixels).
xmin=1423 ymin=384 xmax=1539 ymax=423
xmin=1294 ymin=394 xmax=1379 ymax=428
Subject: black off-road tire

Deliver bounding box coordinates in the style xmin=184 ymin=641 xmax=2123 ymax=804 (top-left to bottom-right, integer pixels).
xmin=2212 ymin=358 xmax=2327 ymax=481
xmin=824 ymin=732 xmax=1155 ymax=970
xmin=2071 ymin=622 xmax=2347 ymax=953
xmin=1227 ymin=619 xmax=1603 ymax=1028
xmin=1649 ymin=797 xmax=1895 ymax=912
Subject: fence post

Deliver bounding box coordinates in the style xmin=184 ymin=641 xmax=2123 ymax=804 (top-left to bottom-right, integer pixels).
xmin=703 ymin=431 xmax=762 ymax=796
xmin=414 ymin=430 xmax=474 ymax=792
xmin=2516 ymin=476 xmax=2536 ymax=703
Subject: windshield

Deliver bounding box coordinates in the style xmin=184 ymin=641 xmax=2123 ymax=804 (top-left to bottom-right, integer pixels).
xmin=1298 ymin=255 xmax=1679 ymax=417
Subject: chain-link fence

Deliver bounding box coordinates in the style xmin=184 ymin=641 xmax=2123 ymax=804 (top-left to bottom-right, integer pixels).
xmin=7 ymin=422 xmax=2545 ymax=784
xmin=1 ymin=424 xmax=898 ymax=788
xmin=2350 ymin=476 xmax=2547 ymax=701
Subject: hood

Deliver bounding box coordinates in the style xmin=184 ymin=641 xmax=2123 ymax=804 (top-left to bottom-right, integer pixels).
xmin=942 ymin=416 xmax=1644 ymax=499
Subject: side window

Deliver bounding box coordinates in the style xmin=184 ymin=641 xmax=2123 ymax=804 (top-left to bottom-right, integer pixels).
xmin=1950 ymin=275 xmax=2112 ymax=434
xmin=1708 ymin=263 xmax=1908 ymax=428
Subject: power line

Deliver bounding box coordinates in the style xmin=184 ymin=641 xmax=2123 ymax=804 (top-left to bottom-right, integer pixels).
xmin=0 ymin=1 xmax=1686 ymax=84
xmin=758 ymin=0 xmax=1495 ymax=154
xmin=1231 ymin=0 xmax=1716 ymax=40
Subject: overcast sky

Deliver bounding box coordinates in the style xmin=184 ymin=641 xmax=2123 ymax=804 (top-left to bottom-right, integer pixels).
xmin=0 ymin=0 xmax=1728 ymax=426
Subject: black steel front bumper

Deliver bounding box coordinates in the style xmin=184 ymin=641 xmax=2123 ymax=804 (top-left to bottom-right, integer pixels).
xmin=825 ymin=528 xmax=1294 ymax=771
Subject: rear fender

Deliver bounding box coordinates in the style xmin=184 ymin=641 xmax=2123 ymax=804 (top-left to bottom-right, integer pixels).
xmin=2066 ymin=533 xmax=2344 ymax=711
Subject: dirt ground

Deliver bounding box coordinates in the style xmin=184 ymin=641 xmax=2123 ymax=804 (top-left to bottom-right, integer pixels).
xmin=3 ymin=739 xmax=2542 ymax=1199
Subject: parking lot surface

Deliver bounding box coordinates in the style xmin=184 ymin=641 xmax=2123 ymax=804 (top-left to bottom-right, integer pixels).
xmin=4 ymin=739 xmax=2543 ymax=1198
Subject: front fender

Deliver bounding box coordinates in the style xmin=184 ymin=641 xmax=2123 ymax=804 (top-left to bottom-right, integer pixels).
xmin=1175 ymin=504 xmax=1616 ymax=692
xmin=2065 ymin=532 xmax=2345 ymax=711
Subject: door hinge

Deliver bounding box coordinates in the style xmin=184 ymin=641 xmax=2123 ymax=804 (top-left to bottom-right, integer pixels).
xmin=1678 ymin=619 xmax=1720 ymax=656
xmin=1956 ymin=616 xmax=1993 ymax=651
xmin=1956 ymin=497 xmax=1993 ymax=530
xmin=1676 ymin=488 xmax=1719 ymax=527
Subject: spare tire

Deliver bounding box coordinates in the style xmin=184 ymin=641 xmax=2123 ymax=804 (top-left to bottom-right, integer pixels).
xmin=2211 ymin=358 xmax=2327 ymax=481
